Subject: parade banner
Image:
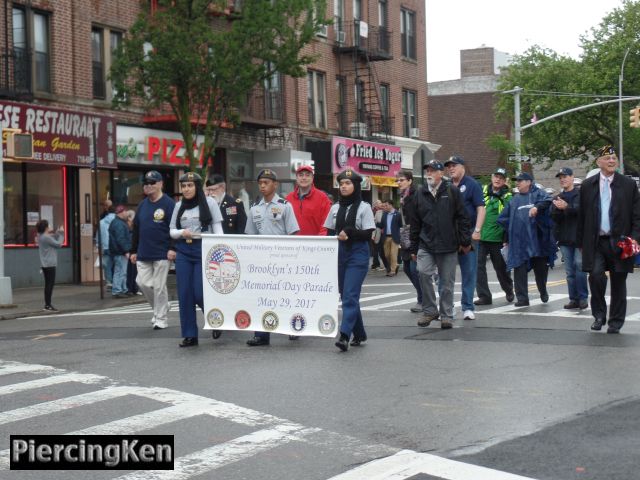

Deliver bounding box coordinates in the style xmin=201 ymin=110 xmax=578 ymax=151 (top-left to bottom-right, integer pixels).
xmin=201 ymin=235 xmax=339 ymax=337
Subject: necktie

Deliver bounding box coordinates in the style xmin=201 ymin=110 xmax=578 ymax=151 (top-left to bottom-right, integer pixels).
xmin=600 ymin=178 xmax=610 ymax=234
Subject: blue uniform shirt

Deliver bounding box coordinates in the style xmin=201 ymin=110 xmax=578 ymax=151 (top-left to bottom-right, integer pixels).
xmin=134 ymin=194 xmax=175 ymax=261
xmin=457 ymin=175 xmax=485 ymax=227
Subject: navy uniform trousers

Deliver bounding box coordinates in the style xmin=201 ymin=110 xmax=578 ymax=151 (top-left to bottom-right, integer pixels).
xmin=338 ymin=240 xmax=369 ymax=340
xmin=175 ymin=240 xmax=204 ymax=338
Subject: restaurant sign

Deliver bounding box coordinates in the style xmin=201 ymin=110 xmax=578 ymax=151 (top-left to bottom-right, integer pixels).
xmin=0 ymin=101 xmax=116 ymax=168
xmin=332 ymin=136 xmax=401 ymax=177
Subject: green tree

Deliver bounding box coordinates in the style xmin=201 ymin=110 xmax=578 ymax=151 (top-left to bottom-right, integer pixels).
xmin=111 ymin=0 xmax=328 ymax=171
xmin=495 ymin=0 xmax=640 ymax=172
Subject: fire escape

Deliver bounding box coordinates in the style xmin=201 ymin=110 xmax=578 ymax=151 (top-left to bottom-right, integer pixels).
xmin=334 ymin=20 xmax=393 ymax=143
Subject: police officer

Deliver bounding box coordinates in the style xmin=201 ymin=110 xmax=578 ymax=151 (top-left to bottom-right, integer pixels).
xmin=206 ymin=174 xmax=247 ymax=234
xmin=245 ymin=169 xmax=300 ymax=346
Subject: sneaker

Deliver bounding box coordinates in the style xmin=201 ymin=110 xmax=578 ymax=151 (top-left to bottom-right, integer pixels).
xmin=43 ymin=305 xmax=58 ymax=312
xmin=136 ymin=291 xmax=143 ymax=296
xmin=410 ymin=303 xmax=422 ymax=313
xmin=463 ymin=310 xmax=475 ymax=320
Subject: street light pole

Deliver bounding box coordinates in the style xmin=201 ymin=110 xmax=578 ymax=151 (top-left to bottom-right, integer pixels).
xmin=619 ymin=47 xmax=631 ymax=174
xmin=502 ymin=86 xmax=523 ymax=170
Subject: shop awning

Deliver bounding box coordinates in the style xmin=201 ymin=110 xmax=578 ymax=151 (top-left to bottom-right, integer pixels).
xmin=371 ymin=176 xmax=398 ymax=187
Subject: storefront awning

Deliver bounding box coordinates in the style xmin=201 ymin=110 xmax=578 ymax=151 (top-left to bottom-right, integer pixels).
xmin=371 ymin=176 xmax=398 ymax=187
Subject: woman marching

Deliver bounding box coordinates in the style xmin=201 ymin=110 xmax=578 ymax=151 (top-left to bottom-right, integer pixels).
xmin=324 ymin=170 xmax=376 ymax=351
xmin=170 ymin=172 xmax=224 ymax=347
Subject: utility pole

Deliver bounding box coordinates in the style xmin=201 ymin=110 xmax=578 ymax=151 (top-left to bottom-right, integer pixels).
xmin=0 ymin=126 xmax=13 ymax=305
xmin=502 ymin=86 xmax=523 ymax=169
xmin=619 ymin=47 xmax=631 ymax=174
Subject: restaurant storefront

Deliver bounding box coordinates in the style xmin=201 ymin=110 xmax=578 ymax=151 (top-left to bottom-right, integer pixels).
xmin=1 ymin=101 xmax=116 ymax=288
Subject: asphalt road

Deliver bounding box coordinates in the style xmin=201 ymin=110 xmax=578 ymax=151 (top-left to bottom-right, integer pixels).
xmin=1 ymin=265 xmax=639 ymax=479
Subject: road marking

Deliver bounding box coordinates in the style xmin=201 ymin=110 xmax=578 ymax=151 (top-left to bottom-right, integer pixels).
xmin=0 ymin=373 xmax=105 ymax=396
xmin=0 ymin=360 xmax=57 ymax=376
xmin=116 ymin=423 xmax=321 ymax=480
xmin=30 ymin=332 xmax=66 ymax=340
xmin=326 ymin=449 xmax=538 ymax=480
xmin=478 ymin=294 xmax=565 ymax=314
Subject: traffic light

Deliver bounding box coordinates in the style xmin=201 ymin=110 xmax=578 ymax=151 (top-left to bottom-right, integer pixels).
xmin=630 ymin=107 xmax=640 ymax=128
xmin=5 ymin=131 xmax=33 ymax=159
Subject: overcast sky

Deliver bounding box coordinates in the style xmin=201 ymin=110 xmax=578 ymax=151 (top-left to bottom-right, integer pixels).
xmin=425 ymin=0 xmax=625 ymax=83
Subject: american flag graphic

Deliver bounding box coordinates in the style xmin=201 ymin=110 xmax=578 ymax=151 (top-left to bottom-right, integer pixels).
xmin=209 ymin=248 xmax=237 ymax=275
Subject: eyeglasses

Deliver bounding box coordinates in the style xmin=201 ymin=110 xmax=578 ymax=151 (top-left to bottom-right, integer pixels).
xmin=143 ymin=181 xmax=157 ymax=186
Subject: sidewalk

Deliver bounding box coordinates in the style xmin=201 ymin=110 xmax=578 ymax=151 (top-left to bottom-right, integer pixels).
xmin=0 ymin=276 xmax=177 ymax=321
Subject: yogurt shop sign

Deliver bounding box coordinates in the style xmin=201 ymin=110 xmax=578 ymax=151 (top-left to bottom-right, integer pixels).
xmin=332 ymin=136 xmax=401 ymax=177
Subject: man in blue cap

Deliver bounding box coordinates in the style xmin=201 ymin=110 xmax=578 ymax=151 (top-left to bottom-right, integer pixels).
xmin=551 ymin=167 xmax=588 ymax=310
xmin=497 ymin=171 xmax=555 ymax=306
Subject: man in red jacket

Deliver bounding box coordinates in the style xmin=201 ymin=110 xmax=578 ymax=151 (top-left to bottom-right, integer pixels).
xmin=286 ymin=165 xmax=332 ymax=235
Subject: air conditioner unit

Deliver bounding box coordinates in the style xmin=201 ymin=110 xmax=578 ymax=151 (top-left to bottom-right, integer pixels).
xmin=410 ymin=127 xmax=420 ymax=138
xmin=350 ymin=122 xmax=368 ymax=138
xmin=336 ymin=31 xmax=346 ymax=44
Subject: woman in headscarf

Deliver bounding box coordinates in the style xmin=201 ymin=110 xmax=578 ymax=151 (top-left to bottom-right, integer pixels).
xmin=170 ymin=172 xmax=224 ymax=347
xmin=324 ymin=170 xmax=376 ymax=351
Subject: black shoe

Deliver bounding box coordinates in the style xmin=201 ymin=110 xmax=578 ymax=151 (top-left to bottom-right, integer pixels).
xmin=43 ymin=305 xmax=59 ymax=312
xmin=113 ymin=293 xmax=129 ymax=299
xmin=607 ymin=326 xmax=620 ymax=334
xmin=247 ymin=336 xmax=270 ymax=346
xmin=473 ymin=298 xmax=492 ymax=306
xmin=212 ymin=331 xmax=222 ymax=339
xmin=514 ymin=300 xmax=530 ymax=307
xmin=335 ymin=333 xmax=349 ymax=351
xmin=540 ymin=292 xmax=549 ymax=303
xmin=506 ymin=292 xmax=515 ymax=303
xmin=579 ymin=301 xmax=589 ymax=310
xmin=179 ymin=337 xmax=198 ymax=347
xmin=591 ymin=319 xmax=605 ymax=331
xmin=350 ymin=334 xmax=367 ymax=346
xmin=564 ymin=301 xmax=580 ymax=309
xmin=153 ymin=325 xmax=162 ymax=330
xmin=126 ymin=291 xmax=136 ymax=297
xmin=440 ymin=320 xmax=453 ymax=329
xmin=288 ymin=335 xmax=299 ymax=341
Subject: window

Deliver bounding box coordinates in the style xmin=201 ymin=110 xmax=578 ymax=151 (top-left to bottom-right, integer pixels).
xmin=12 ymin=7 xmax=51 ymax=93
xmin=336 ymin=76 xmax=346 ymax=132
xmin=313 ymin=3 xmax=327 ymax=37
xmin=379 ymin=83 xmax=389 ymax=128
xmin=307 ymin=71 xmax=326 ymax=129
xmin=355 ymin=80 xmax=365 ymax=123
xmin=334 ymin=0 xmax=344 ymax=40
xmin=400 ymin=8 xmax=416 ymax=60
xmin=264 ymin=63 xmax=281 ymax=121
xmin=5 ymin=164 xmax=67 ymax=247
xmin=402 ymin=89 xmax=417 ymax=137
xmin=378 ymin=0 xmax=389 ymax=52
xmin=92 ymin=26 xmax=123 ymax=100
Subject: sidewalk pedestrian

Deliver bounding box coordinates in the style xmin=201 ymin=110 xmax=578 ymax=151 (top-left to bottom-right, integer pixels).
xmin=97 ymin=205 xmax=116 ymax=289
xmin=378 ymin=200 xmax=402 ymax=276
xmin=36 ymin=220 xmax=64 ymax=312
xmin=108 ymin=205 xmax=132 ymax=299
xmin=370 ymin=200 xmax=388 ymax=271
xmin=475 ymin=167 xmax=514 ymax=305
xmin=125 ymin=210 xmax=140 ymax=296
xmin=551 ymin=167 xmax=588 ymax=310
xmin=577 ymin=145 xmax=640 ymax=334
xmin=497 ymin=172 xmax=556 ymax=307
xmin=410 ymin=160 xmax=471 ymax=330
xmin=170 ymin=172 xmax=224 ymax=347
xmin=206 ymin=174 xmax=247 ymax=234
xmin=444 ymin=155 xmax=485 ymax=321
xmin=245 ymin=169 xmax=300 ymax=346
xmin=130 ymin=171 xmax=176 ymax=330
xmin=397 ymin=171 xmax=422 ymax=312
xmin=286 ymin=165 xmax=331 ymax=236
xmin=325 ymin=169 xmax=375 ymax=351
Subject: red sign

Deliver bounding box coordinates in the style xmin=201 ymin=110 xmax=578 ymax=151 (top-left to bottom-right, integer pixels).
xmin=332 ymin=136 xmax=402 ymax=177
xmin=146 ymin=136 xmax=206 ymax=166
xmin=0 ymin=101 xmax=117 ymax=169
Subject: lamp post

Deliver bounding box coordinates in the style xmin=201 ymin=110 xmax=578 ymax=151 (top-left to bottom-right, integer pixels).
xmin=619 ymin=47 xmax=631 ymax=174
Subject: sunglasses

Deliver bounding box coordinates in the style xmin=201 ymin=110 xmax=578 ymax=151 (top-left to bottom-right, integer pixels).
xmin=143 ymin=181 xmax=157 ymax=186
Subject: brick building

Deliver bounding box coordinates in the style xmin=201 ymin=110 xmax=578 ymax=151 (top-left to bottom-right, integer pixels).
xmin=1 ymin=0 xmax=434 ymax=287
xmin=427 ymin=47 xmax=511 ymax=176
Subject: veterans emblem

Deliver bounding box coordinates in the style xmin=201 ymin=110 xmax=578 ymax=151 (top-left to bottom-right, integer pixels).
xmin=205 ymin=244 xmax=240 ymax=294
xmin=318 ymin=314 xmax=336 ymax=335
xmin=206 ymin=308 xmax=224 ymax=328
xmin=235 ymin=310 xmax=251 ymax=329
xmin=290 ymin=313 xmax=306 ymax=332
xmin=335 ymin=143 xmax=348 ymax=169
xmin=153 ymin=208 xmax=165 ymax=221
xmin=262 ymin=311 xmax=279 ymax=331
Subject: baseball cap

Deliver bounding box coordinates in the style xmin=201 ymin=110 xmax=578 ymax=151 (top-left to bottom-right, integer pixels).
xmin=444 ymin=155 xmax=464 ymax=166
xmin=555 ymin=167 xmax=573 ymax=177
xmin=257 ymin=169 xmax=277 ymax=181
xmin=513 ymin=172 xmax=534 ymax=181
xmin=144 ymin=170 xmax=162 ymax=184
xmin=493 ymin=167 xmax=507 ymax=177
xmin=423 ymin=160 xmax=444 ymax=171
xmin=115 ymin=205 xmax=126 ymax=214
xmin=206 ymin=174 xmax=225 ymax=186
xmin=296 ymin=165 xmax=314 ymax=174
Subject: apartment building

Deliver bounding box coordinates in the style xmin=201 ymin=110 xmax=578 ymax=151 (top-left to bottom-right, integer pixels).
xmin=1 ymin=0 xmax=433 ymax=287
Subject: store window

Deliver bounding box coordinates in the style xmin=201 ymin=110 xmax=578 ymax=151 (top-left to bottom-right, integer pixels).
xmin=4 ymin=163 xmax=67 ymax=247
xmin=111 ymin=170 xmax=146 ymax=207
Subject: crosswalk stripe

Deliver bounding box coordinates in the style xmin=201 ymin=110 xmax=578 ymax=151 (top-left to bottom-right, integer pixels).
xmin=0 ymin=361 xmax=57 ymax=376
xmin=0 ymin=373 xmax=106 ymax=396
xmin=478 ymin=294 xmax=565 ymax=314
xmin=116 ymin=423 xmax=321 ymax=480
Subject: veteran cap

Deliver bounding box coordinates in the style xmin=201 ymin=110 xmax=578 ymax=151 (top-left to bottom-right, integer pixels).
xmin=144 ymin=170 xmax=163 ymax=183
xmin=513 ymin=172 xmax=534 ymax=181
xmin=555 ymin=167 xmax=573 ymax=177
xmin=597 ymin=145 xmax=616 ymax=157
xmin=179 ymin=171 xmax=202 ymax=183
xmin=444 ymin=155 xmax=464 ymax=166
xmin=206 ymin=174 xmax=226 ymax=186
xmin=423 ymin=160 xmax=444 ymax=171
xmin=257 ymin=169 xmax=277 ymax=181
xmin=336 ymin=169 xmax=363 ymax=183
xmin=493 ymin=167 xmax=507 ymax=177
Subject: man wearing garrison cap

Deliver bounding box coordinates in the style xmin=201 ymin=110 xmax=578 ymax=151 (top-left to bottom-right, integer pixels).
xmin=206 ymin=174 xmax=247 ymax=234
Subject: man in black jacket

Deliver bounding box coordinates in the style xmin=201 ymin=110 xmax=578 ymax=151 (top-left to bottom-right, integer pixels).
xmin=551 ymin=167 xmax=588 ymax=310
xmin=577 ymin=146 xmax=640 ymax=333
xmin=108 ymin=205 xmax=132 ymax=298
xmin=409 ymin=160 xmax=471 ymax=329
xmin=206 ymin=174 xmax=247 ymax=234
